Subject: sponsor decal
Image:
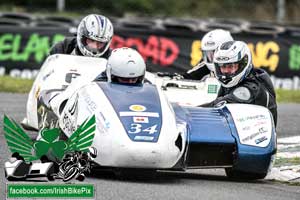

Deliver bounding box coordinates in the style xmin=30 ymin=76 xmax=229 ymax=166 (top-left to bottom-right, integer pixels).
xmin=129 ymin=104 xmax=146 ymax=112
xmin=68 ymin=94 xmax=79 ymax=116
xmin=236 ymin=114 xmax=267 ymax=123
xmin=34 ymin=86 xmax=41 ymax=99
xmin=98 ymin=112 xmax=110 ymax=130
xmin=82 ymin=91 xmax=97 ymax=112
xmin=255 ymin=136 xmax=268 ymax=144
xmin=134 ymin=135 xmax=154 ymax=141
xmin=133 ymin=116 xmax=149 ymax=123
xmin=62 ymin=113 xmax=76 ymax=134
xmin=205 ymin=41 xmax=215 ymax=46
xmin=241 ymin=127 xmax=268 ymax=143
xmin=216 ymin=56 xmax=230 ymax=61
xmin=242 ymin=126 xmax=251 ymax=131
xmin=119 ymin=111 xmax=159 ymax=117
xmin=254 ymin=120 xmax=267 ymax=127
xmin=207 ymin=84 xmax=218 ymax=94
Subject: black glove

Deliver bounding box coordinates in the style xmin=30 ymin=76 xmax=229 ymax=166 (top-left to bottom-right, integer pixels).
xmin=157 ymin=72 xmax=183 ymax=79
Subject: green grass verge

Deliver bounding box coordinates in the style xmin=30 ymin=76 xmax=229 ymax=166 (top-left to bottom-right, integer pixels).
xmin=0 ymin=76 xmax=34 ymax=93
xmin=276 ymin=89 xmax=300 ymax=103
xmin=1 ymin=76 xmax=300 ymax=103
xmin=274 ymin=157 xmax=300 ymax=167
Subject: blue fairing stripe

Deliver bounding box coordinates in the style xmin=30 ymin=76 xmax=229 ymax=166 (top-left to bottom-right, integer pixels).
xmin=185 ymin=107 xmax=235 ymax=144
xmin=97 ymin=82 xmax=162 ymax=142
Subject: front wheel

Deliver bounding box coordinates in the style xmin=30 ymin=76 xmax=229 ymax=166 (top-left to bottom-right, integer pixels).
xmin=225 ymin=168 xmax=267 ymax=180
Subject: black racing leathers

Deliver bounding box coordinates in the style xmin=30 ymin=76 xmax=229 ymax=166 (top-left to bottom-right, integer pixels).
xmin=182 ymin=61 xmax=211 ymax=80
xmin=49 ymin=37 xmax=111 ymax=59
xmin=201 ymin=68 xmax=277 ymax=127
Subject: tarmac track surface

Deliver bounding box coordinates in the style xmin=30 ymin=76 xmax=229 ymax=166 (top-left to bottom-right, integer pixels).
xmin=0 ymin=93 xmax=299 ymax=200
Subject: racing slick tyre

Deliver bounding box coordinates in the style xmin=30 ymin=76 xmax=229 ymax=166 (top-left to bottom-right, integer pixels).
xmin=63 ymin=167 xmax=79 ymax=182
xmin=225 ymin=168 xmax=267 ymax=180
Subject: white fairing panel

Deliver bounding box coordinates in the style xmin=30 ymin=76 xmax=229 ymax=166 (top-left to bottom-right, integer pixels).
xmin=226 ymin=104 xmax=274 ymax=147
xmin=26 ymin=54 xmax=107 ymax=129
xmin=60 ymin=82 xmax=185 ymax=169
xmin=145 ymin=72 xmax=220 ymax=107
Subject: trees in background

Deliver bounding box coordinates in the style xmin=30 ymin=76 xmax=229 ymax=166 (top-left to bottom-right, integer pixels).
xmin=1 ymin=0 xmax=300 ymax=24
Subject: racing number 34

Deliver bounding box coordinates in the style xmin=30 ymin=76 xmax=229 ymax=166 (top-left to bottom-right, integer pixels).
xmin=128 ymin=124 xmax=158 ymax=134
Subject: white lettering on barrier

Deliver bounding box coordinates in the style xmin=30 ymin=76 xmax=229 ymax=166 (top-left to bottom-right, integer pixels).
xmin=270 ymin=75 xmax=300 ymax=90
xmin=0 ymin=66 xmax=5 ymax=76
xmin=9 ymin=69 xmax=39 ymax=79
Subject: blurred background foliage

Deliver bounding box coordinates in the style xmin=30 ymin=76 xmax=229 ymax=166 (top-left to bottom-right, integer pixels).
xmin=1 ymin=0 xmax=300 ymax=24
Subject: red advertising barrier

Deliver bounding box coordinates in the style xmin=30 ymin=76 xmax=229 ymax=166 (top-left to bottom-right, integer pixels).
xmin=0 ymin=20 xmax=300 ymax=89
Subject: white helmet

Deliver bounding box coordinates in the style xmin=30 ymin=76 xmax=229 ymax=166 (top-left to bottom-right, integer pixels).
xmin=213 ymin=41 xmax=253 ymax=88
xmin=77 ymin=14 xmax=113 ymax=57
xmin=106 ymin=47 xmax=146 ymax=84
xmin=201 ymin=29 xmax=233 ymax=71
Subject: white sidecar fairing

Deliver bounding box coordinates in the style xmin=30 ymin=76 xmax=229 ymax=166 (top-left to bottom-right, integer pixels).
xmin=59 ymin=82 xmax=187 ymax=169
xmin=23 ymin=54 xmax=276 ymax=178
xmin=145 ymin=72 xmax=220 ymax=107
xmin=25 ymin=54 xmax=219 ymax=130
xmin=177 ymin=103 xmax=276 ymax=176
xmin=25 ymin=54 xmax=107 ymax=129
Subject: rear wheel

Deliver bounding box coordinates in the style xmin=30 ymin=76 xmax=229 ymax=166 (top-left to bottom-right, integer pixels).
xmin=225 ymin=168 xmax=267 ymax=180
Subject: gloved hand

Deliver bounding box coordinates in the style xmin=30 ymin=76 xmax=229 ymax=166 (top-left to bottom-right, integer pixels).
xmin=38 ymin=90 xmax=52 ymax=109
xmin=173 ymin=73 xmax=184 ymax=80
xmin=156 ymin=72 xmax=184 ymax=79
xmin=38 ymin=90 xmax=61 ymax=112
xmin=156 ymin=72 xmax=172 ymax=77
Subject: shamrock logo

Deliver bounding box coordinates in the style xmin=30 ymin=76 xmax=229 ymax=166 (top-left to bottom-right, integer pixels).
xmin=33 ymin=128 xmax=67 ymax=160
xmin=3 ymin=115 xmax=96 ymax=162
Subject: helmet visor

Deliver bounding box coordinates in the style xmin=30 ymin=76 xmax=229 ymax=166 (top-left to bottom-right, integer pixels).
xmin=117 ymin=77 xmax=139 ymax=84
xmin=203 ymin=50 xmax=215 ymax=63
xmin=216 ymin=63 xmax=239 ymax=76
xmin=81 ymin=37 xmax=108 ymax=55
xmin=214 ymin=55 xmax=249 ymax=85
xmin=111 ymin=75 xmax=144 ymax=85
xmin=214 ymin=62 xmax=238 ymax=85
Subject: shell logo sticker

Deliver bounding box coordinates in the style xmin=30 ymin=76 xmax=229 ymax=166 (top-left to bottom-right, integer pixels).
xmin=129 ymin=105 xmax=146 ymax=112
xmin=35 ymin=86 xmax=41 ymax=99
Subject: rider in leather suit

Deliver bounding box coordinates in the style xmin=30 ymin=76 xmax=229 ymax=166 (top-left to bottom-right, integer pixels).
xmin=201 ymin=41 xmax=277 ymax=127
xmin=49 ymin=14 xmax=113 ymax=59
xmin=182 ymin=29 xmax=233 ymax=80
